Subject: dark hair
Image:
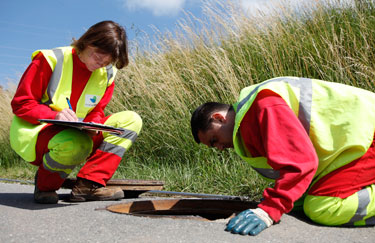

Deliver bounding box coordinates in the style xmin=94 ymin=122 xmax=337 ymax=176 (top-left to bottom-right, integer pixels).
xmin=190 ymin=102 xmax=232 ymax=144
xmin=72 ymin=20 xmax=129 ymax=69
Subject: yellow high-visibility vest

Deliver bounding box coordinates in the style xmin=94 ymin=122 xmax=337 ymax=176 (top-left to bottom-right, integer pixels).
xmin=233 ymin=77 xmax=375 ymax=184
xmin=10 ymin=46 xmax=117 ymax=161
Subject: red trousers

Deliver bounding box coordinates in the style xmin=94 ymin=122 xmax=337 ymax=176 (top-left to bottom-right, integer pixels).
xmin=308 ymin=136 xmax=375 ymax=198
xmin=32 ymin=122 xmax=122 ymax=191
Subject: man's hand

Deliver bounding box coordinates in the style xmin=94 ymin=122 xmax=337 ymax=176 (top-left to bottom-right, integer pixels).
xmin=55 ymin=108 xmax=78 ymax=122
xmin=225 ymin=208 xmax=273 ymax=236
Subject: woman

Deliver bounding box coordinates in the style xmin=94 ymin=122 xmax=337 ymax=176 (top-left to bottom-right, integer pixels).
xmin=10 ymin=20 xmax=142 ymax=204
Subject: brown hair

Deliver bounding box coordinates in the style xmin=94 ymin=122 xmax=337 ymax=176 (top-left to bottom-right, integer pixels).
xmin=72 ymin=20 xmax=129 ymax=69
xmin=191 ymin=102 xmax=233 ymax=143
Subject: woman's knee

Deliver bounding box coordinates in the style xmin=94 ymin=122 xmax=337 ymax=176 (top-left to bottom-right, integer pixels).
xmin=106 ymin=111 xmax=142 ymax=134
xmin=47 ymin=128 xmax=93 ymax=165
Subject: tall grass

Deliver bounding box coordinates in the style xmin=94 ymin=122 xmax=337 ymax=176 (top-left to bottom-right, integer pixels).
xmin=1 ymin=0 xmax=375 ymax=198
xmin=0 ymin=87 xmax=23 ymax=169
xmin=108 ymin=0 xmax=375 ymax=195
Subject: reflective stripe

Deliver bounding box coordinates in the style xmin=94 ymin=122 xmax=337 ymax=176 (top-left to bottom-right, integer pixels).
xmin=44 ymin=153 xmax=77 ymax=170
xmin=42 ymin=163 xmax=69 ymax=179
xmin=43 ymin=165 xmax=69 ymax=179
xmin=43 ymin=154 xmax=71 ymax=179
xmin=44 ymin=48 xmax=64 ymax=105
xmin=43 ymin=153 xmax=77 ymax=179
xmin=237 ymin=77 xmax=313 ymax=134
xmin=345 ymin=188 xmax=370 ymax=225
xmin=98 ymin=128 xmax=138 ymax=157
xmin=116 ymin=128 xmax=138 ymax=143
xmin=106 ymin=64 xmax=114 ymax=86
xmin=98 ymin=141 xmax=126 ymax=157
xmin=252 ymin=167 xmax=280 ymax=180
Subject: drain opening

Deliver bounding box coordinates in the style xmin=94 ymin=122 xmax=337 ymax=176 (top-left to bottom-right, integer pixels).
xmin=107 ymin=198 xmax=257 ymax=221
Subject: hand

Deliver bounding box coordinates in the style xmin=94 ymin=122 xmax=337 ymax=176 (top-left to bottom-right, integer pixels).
xmin=225 ymin=208 xmax=272 ymax=236
xmin=55 ymin=108 xmax=78 ymax=122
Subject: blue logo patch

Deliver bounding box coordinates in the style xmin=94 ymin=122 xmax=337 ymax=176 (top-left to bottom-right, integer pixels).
xmin=85 ymin=95 xmax=100 ymax=107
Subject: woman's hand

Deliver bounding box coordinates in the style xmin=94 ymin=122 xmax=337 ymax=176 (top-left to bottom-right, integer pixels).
xmin=55 ymin=108 xmax=78 ymax=122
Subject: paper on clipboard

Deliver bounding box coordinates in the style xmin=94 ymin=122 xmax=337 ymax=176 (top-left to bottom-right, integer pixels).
xmin=38 ymin=119 xmax=124 ymax=135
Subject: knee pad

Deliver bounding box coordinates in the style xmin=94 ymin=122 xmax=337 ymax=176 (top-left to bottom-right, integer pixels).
xmin=47 ymin=128 xmax=93 ymax=166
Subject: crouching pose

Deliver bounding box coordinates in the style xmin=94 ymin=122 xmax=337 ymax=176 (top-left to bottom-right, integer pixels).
xmin=191 ymin=77 xmax=375 ymax=235
xmin=10 ymin=21 xmax=142 ymax=204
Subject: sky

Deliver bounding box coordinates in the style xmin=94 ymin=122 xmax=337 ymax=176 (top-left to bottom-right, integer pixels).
xmin=0 ymin=0 xmax=351 ymax=90
xmin=0 ymin=0 xmax=203 ymax=89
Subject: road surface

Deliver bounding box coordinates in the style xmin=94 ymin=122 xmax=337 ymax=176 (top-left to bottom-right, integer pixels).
xmin=1 ymin=182 xmax=374 ymax=243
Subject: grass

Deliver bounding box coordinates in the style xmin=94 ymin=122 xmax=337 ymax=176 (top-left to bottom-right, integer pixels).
xmin=1 ymin=0 xmax=375 ymax=199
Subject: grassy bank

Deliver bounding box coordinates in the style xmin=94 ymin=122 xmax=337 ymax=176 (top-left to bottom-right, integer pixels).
xmin=1 ymin=0 xmax=375 ymax=199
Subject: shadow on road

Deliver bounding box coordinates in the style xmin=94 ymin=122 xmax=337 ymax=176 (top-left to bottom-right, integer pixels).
xmin=0 ymin=192 xmax=75 ymax=210
xmin=286 ymin=209 xmax=316 ymax=225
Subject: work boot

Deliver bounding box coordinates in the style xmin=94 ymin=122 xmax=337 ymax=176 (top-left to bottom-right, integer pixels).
xmin=70 ymin=178 xmax=124 ymax=202
xmin=34 ymin=172 xmax=59 ymax=204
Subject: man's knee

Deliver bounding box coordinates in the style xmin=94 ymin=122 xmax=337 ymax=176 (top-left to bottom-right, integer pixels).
xmin=303 ymin=193 xmax=360 ymax=226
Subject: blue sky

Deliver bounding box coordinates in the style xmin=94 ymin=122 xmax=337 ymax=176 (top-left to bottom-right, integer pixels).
xmin=0 ymin=0 xmax=206 ymax=89
xmin=0 ymin=0 xmax=347 ymax=89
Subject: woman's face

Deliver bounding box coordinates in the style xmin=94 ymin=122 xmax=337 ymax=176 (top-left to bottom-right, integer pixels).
xmin=80 ymin=46 xmax=112 ymax=71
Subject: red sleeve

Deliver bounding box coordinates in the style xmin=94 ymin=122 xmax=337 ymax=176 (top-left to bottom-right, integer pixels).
xmin=83 ymin=81 xmax=115 ymax=123
xmin=11 ymin=53 xmax=58 ymax=124
xmin=240 ymin=89 xmax=318 ymax=222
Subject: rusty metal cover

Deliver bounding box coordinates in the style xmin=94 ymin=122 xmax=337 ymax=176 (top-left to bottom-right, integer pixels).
xmin=106 ymin=198 xmax=257 ymax=221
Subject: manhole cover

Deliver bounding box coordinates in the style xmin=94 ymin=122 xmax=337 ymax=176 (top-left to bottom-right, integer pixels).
xmin=62 ymin=178 xmax=164 ymax=198
xmin=106 ymin=198 xmax=257 ymax=221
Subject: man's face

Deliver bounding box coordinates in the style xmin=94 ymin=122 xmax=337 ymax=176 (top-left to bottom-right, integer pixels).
xmin=197 ymin=113 xmax=234 ymax=151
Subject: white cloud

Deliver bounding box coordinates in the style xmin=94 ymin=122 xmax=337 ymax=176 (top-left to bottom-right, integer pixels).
xmin=240 ymin=0 xmax=268 ymax=12
xmin=239 ymin=0 xmax=356 ymax=16
xmin=240 ymin=0 xmax=307 ymax=16
xmin=122 ymin=0 xmax=186 ymax=16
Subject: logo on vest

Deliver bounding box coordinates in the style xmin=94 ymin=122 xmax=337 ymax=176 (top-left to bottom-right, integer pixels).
xmin=85 ymin=95 xmax=100 ymax=107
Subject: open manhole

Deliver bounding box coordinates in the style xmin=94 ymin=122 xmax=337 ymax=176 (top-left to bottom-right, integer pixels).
xmin=106 ymin=198 xmax=257 ymax=221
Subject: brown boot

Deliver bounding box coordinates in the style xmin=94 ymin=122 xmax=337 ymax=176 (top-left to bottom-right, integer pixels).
xmin=34 ymin=172 xmax=58 ymax=204
xmin=70 ymin=178 xmax=124 ymax=202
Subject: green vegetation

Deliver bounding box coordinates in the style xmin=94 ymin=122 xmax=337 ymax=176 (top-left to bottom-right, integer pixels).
xmin=1 ymin=0 xmax=375 ymax=200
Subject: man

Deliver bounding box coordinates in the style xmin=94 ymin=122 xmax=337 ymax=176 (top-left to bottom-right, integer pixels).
xmin=191 ymin=77 xmax=375 ymax=236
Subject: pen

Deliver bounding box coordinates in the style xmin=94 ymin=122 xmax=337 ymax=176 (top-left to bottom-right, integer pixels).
xmin=66 ymin=97 xmax=73 ymax=110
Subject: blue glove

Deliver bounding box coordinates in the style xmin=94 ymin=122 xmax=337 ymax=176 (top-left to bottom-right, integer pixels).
xmin=225 ymin=209 xmax=269 ymax=236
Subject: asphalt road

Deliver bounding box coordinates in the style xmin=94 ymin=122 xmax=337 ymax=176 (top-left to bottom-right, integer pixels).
xmin=1 ymin=182 xmax=374 ymax=243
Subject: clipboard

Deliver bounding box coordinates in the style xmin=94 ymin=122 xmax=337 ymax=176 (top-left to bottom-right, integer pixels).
xmin=39 ymin=119 xmax=124 ymax=135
